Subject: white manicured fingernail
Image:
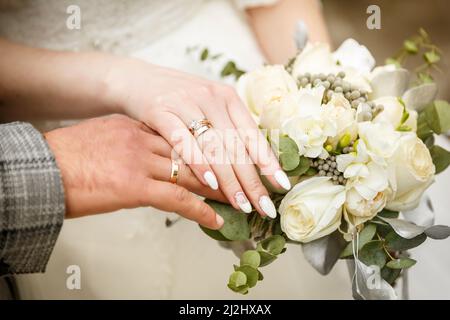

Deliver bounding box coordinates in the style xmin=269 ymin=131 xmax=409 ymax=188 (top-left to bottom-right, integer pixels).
xmin=204 ymin=171 xmax=218 ymax=190
xmin=259 ymin=196 xmax=277 ymax=219
xmin=274 ymin=170 xmax=291 ymax=190
xmin=235 ymin=192 xmax=252 ymax=214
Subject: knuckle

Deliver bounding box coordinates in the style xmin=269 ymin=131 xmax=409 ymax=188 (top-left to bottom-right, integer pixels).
xmin=246 ymin=176 xmax=265 ymax=192
xmin=196 ymin=203 xmax=213 ymax=222
xmin=174 ymin=186 xmax=191 ymax=203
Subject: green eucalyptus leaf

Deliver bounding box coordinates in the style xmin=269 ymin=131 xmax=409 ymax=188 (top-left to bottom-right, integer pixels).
xmin=199 ymin=225 xmax=230 ymax=241
xmin=378 ymin=209 xmax=399 ymax=219
xmin=200 ymin=48 xmax=209 ymax=61
xmin=204 ymin=200 xmax=250 ymax=241
xmin=257 ymin=270 xmax=264 ymax=281
xmin=384 ymin=231 xmax=427 ymax=251
xmin=424 ymin=100 xmax=450 ymax=134
xmin=424 ymin=51 xmax=440 ymax=64
xmin=235 ymin=265 xmax=259 ymax=288
xmin=279 ymin=135 xmax=299 ymax=154
xmin=418 ymin=72 xmax=434 ymax=84
xmin=386 ymin=258 xmax=417 ymax=269
xmin=280 ymin=152 xmax=300 ymax=171
xmin=228 ymin=271 xmax=247 ymax=287
xmin=227 ymin=283 xmax=249 ymax=295
xmin=429 ymin=145 xmax=450 ymax=174
xmin=240 ymin=250 xmax=261 ymax=269
xmin=285 ymin=156 xmax=310 ymax=176
xmin=257 ymin=251 xmax=277 ymax=267
xmin=359 ymin=241 xmax=387 ymax=269
xmin=381 ymin=266 xmax=402 ymax=285
xmin=417 ymin=111 xmax=434 ymax=141
xmin=258 ymin=235 xmax=286 ymax=255
xmin=404 ymin=40 xmax=418 ymax=54
xmin=341 ymin=224 xmax=377 ymax=258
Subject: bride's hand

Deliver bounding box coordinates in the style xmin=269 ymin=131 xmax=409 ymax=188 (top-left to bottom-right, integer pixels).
xmin=107 ymin=59 xmax=291 ymax=218
xmin=45 ymin=114 xmax=226 ymax=229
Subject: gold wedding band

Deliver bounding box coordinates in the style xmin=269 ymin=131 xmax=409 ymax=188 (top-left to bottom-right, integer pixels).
xmin=169 ymin=160 xmax=180 ymax=184
xmin=188 ymin=119 xmax=212 ymax=138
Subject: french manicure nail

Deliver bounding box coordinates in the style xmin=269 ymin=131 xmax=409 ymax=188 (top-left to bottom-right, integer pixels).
xmin=204 ymin=171 xmax=218 ymax=190
xmin=259 ymin=195 xmax=277 ymax=219
xmin=274 ymin=170 xmax=291 ymax=190
xmin=216 ymin=214 xmax=224 ymax=227
xmin=235 ymin=192 xmax=252 ymax=214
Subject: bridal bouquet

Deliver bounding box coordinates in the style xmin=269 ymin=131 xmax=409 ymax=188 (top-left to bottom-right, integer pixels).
xmin=198 ymin=30 xmax=450 ymax=299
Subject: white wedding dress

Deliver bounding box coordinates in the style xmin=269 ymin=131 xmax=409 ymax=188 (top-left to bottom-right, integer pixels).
xmin=2 ymin=0 xmax=449 ymax=299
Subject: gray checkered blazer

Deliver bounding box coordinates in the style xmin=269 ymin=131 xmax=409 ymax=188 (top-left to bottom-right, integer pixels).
xmin=0 ymin=122 xmax=65 ymax=276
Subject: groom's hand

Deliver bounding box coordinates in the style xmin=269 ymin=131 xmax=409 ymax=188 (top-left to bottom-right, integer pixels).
xmin=44 ymin=114 xmax=225 ymax=229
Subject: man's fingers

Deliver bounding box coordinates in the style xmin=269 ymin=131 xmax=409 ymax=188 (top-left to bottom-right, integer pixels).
xmin=145 ymin=179 xmax=224 ymax=230
xmin=148 ymin=154 xmax=228 ymax=203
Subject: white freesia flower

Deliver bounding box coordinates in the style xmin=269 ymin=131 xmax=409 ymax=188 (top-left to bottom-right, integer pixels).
xmin=372 ymin=97 xmax=418 ymax=131
xmin=281 ymin=86 xmax=336 ymax=158
xmin=323 ymin=93 xmax=357 ymax=148
xmin=358 ymin=122 xmax=401 ymax=166
xmin=279 ymin=177 xmax=346 ymax=243
xmin=237 ymin=65 xmax=297 ymax=117
xmin=386 ymin=134 xmax=435 ymax=211
xmin=337 ymin=139 xmax=391 ymax=227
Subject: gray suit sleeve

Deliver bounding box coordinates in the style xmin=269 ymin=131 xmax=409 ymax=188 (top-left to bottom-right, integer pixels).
xmin=0 ymin=122 xmax=65 ymax=275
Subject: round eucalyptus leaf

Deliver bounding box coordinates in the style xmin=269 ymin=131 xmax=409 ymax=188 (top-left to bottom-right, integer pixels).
xmin=235 ymin=265 xmax=259 ymax=288
xmin=279 ymin=136 xmax=299 ymax=154
xmin=205 ymin=200 xmax=250 ymax=241
xmin=386 ymin=258 xmax=417 ymax=269
xmin=228 ymin=271 xmax=247 ymax=287
xmin=341 ymin=224 xmax=377 ymax=258
xmin=258 ymin=251 xmax=277 ymax=267
xmin=240 ymin=250 xmax=261 ymax=269
xmin=259 ymin=235 xmax=286 ymax=255
xmin=359 ymin=240 xmax=387 ymax=269
xmin=280 ymin=152 xmax=300 ymax=171
xmin=199 ymin=225 xmax=230 ymax=241
xmin=286 ymin=156 xmax=310 ymax=177
xmin=385 ymin=231 xmax=427 ymax=251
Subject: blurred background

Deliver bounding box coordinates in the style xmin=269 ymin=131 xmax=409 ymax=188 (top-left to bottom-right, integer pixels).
xmin=323 ymin=0 xmax=449 ymax=101
xmin=325 ymin=0 xmax=450 ymax=299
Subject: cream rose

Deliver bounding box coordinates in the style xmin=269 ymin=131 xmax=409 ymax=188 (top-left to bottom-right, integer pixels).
xmin=386 ymin=134 xmax=435 ymax=211
xmin=279 ymin=177 xmax=346 ymax=243
xmin=372 ymin=97 xmax=417 ymax=131
xmin=324 ymin=93 xmax=357 ymax=148
xmin=237 ymin=65 xmax=297 ymax=117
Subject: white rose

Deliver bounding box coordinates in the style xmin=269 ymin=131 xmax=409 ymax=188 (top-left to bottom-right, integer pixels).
xmin=386 ymin=134 xmax=435 ymax=211
xmin=291 ymin=42 xmax=335 ymax=78
xmin=279 ymin=177 xmax=346 ymax=243
xmin=372 ymin=97 xmax=417 ymax=131
xmin=344 ymin=187 xmax=390 ymax=227
xmin=332 ymin=39 xmax=376 ymax=74
xmin=237 ymin=65 xmax=297 ymax=116
xmin=259 ymin=92 xmax=299 ymax=130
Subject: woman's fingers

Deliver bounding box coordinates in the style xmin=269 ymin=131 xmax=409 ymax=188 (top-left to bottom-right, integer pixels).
xmin=202 ymin=105 xmax=277 ymax=217
xmin=151 ymin=112 xmax=219 ymax=191
xmin=196 ymin=128 xmax=252 ymax=213
xmin=145 ymin=179 xmax=224 ymax=230
xmin=226 ymin=92 xmax=291 ymax=191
